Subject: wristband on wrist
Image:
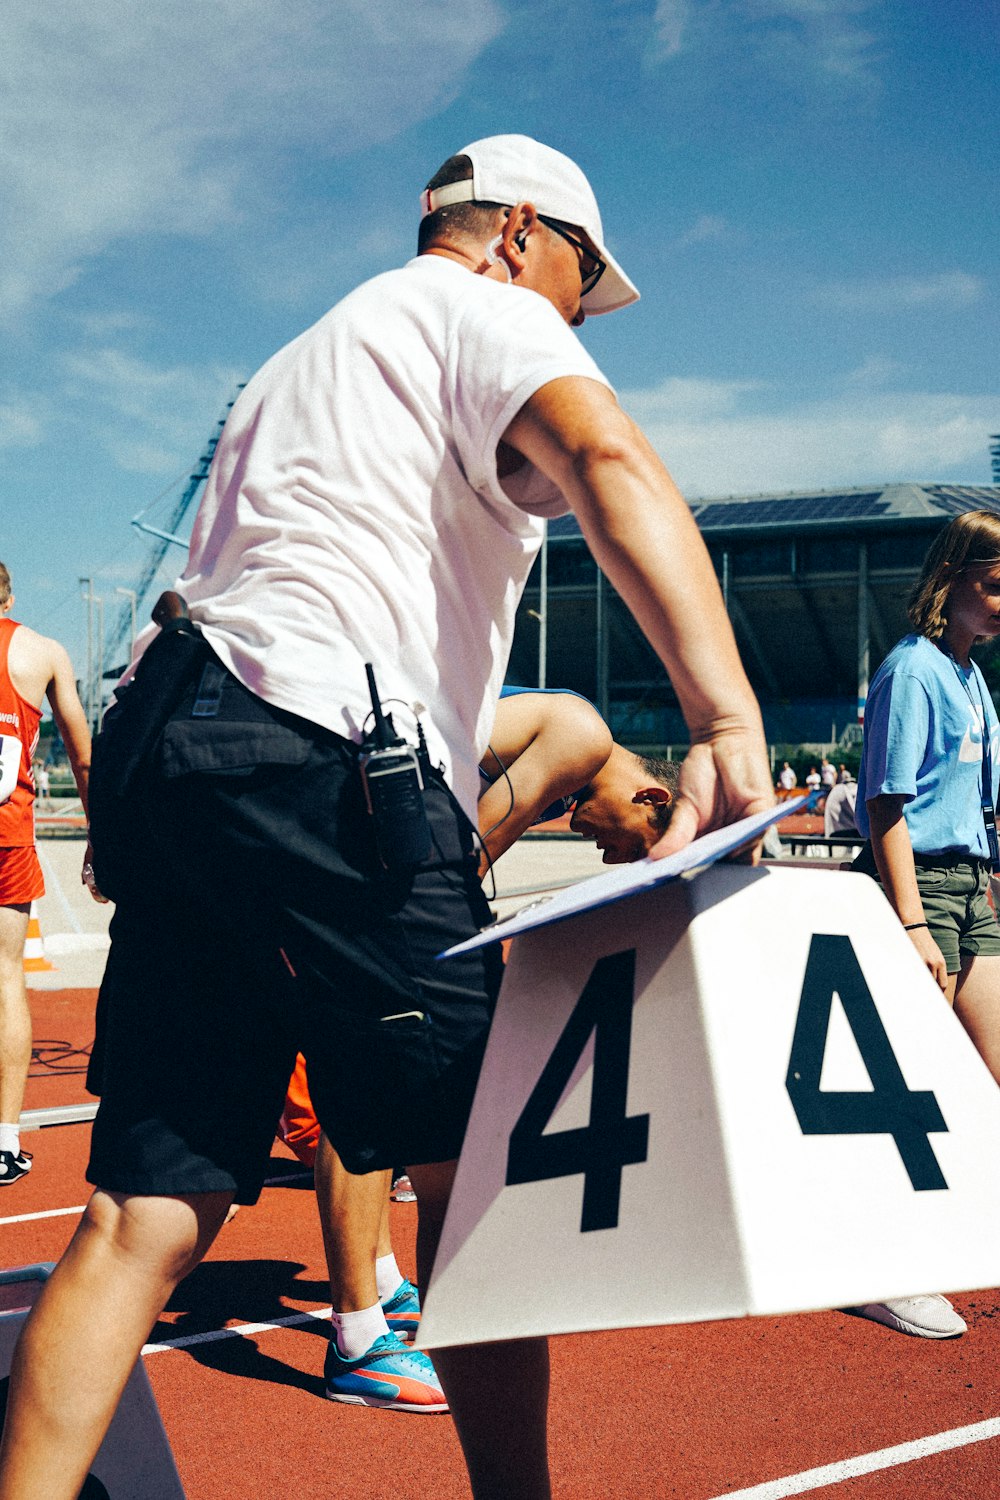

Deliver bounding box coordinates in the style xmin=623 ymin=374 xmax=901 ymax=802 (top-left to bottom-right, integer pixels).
xmin=903 ymin=921 xmax=929 ymax=932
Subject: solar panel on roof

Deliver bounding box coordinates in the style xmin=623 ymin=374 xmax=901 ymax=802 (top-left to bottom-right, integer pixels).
xmin=925 ymin=487 xmax=1000 ymax=517
xmin=547 ymin=514 xmax=582 ymax=539
xmin=694 ymin=493 xmax=887 ymax=530
xmin=926 ymin=496 xmax=975 ymax=517
xmin=544 ymin=487 xmax=1000 ymax=542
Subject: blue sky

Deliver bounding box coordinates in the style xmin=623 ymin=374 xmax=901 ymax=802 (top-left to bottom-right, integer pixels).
xmin=1 ymin=0 xmax=997 ymax=677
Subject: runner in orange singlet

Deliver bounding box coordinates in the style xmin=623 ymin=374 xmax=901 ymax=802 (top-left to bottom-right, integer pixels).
xmin=0 ymin=562 xmax=95 ymax=1183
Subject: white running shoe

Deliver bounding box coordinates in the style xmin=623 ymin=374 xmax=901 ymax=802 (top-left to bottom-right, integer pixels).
xmin=852 ymin=1294 xmax=966 ymax=1339
xmin=0 ymin=1149 xmax=32 ymax=1185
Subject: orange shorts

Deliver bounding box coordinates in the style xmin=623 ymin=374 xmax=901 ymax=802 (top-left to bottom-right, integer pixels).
xmin=0 ymin=845 xmax=44 ymax=907
xmin=277 ymin=1052 xmax=320 ymax=1169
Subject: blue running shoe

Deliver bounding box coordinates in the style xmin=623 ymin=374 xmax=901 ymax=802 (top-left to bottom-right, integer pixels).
xmin=324 ymin=1333 xmax=447 ymax=1413
xmin=382 ymin=1278 xmax=421 ymax=1343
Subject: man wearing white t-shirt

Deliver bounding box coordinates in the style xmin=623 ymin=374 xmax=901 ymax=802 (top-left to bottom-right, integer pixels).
xmin=0 ymin=136 xmax=772 ymax=1500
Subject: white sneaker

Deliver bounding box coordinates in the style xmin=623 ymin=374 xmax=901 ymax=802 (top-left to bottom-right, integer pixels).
xmin=852 ymin=1294 xmax=967 ymax=1339
xmin=0 ymin=1149 xmax=32 ymax=1185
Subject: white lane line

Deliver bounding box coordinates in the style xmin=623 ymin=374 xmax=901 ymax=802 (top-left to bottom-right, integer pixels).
xmin=143 ymin=1305 xmax=332 ymax=1354
xmin=36 ymin=846 xmax=83 ymax=935
xmin=0 ymin=1204 xmax=85 ymax=1226
xmin=0 ymin=1170 xmax=310 ymax=1228
xmin=709 ymin=1417 xmax=1000 ymax=1498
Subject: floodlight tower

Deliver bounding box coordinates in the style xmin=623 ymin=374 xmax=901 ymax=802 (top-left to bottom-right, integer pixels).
xmin=99 ymin=386 xmax=244 ymax=682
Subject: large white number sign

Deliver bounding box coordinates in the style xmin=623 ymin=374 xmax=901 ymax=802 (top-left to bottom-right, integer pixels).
xmin=0 ymin=735 xmax=20 ymax=805
xmin=418 ymin=865 xmax=1000 ymax=1349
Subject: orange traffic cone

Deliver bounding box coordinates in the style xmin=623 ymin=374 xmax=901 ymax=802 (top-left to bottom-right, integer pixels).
xmin=23 ymin=901 xmax=55 ymax=973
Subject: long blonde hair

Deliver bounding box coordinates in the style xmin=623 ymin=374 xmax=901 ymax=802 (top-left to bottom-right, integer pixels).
xmin=907 ymin=511 xmax=1000 ymax=639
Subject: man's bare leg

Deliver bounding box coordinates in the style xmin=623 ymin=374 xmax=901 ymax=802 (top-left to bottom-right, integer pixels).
xmin=0 ymin=905 xmax=32 ymax=1130
xmin=314 ymin=1132 xmax=391 ymax=1311
xmin=0 ymin=1187 xmax=232 ymax=1499
xmin=407 ymin=1160 xmax=551 ymax=1500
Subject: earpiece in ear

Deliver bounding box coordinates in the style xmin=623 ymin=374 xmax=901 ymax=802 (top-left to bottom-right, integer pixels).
xmin=514 ymin=232 xmax=527 ymax=251
xmin=485 ymin=233 xmax=513 ymax=282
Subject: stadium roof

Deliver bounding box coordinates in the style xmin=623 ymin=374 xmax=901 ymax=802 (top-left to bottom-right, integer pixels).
xmin=516 ymin=483 xmax=1000 ymax=727
xmin=548 ymin=483 xmax=1000 ymax=542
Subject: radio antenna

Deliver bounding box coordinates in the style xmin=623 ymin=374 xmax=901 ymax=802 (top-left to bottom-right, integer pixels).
xmin=365 ymin=663 xmax=397 ymax=749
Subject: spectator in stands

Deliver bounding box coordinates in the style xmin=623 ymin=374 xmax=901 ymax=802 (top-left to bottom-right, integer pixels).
xmin=805 ymin=766 xmax=821 ymax=795
xmin=837 ymin=762 xmax=853 ymax=783
xmin=823 ymin=778 xmax=858 ymax=858
xmin=777 ymin=760 xmax=797 ymax=794
xmin=820 ymin=756 xmax=837 ymax=790
xmin=853 ymin=510 xmax=1000 ymax=1341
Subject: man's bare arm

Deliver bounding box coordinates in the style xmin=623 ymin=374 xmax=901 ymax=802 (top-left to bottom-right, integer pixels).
xmin=502 ymin=376 xmax=773 ymax=854
xmin=45 ymin=642 xmax=92 ymax=816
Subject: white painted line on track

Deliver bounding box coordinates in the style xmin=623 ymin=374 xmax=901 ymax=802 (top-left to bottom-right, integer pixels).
xmin=709 ymin=1417 xmax=1000 ymax=1498
xmin=0 ymin=1204 xmax=85 ymax=1226
xmin=36 ymin=846 xmax=83 ymax=935
xmin=142 ymin=1305 xmax=333 ymax=1354
xmin=0 ymin=1170 xmax=308 ymax=1230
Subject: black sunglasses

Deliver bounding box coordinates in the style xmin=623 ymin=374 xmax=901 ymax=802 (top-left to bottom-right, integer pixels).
xmin=537 ymin=215 xmax=606 ymax=297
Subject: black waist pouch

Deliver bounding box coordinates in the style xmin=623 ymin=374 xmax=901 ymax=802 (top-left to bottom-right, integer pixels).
xmin=89 ymin=621 xmax=211 ymax=899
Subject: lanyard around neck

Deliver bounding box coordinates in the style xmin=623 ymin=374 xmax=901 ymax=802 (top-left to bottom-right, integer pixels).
xmin=946 ymin=651 xmax=1000 ymax=872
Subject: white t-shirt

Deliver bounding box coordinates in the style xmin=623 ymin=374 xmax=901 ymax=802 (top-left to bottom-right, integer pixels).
xmin=178 ymin=255 xmax=610 ymax=816
xmin=824 ymin=781 xmax=858 ymax=837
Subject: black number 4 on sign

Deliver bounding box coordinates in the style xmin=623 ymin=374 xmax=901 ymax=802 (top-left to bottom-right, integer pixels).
xmin=506 ymin=949 xmax=650 ymax=1232
xmin=786 ymin=933 xmax=949 ymax=1192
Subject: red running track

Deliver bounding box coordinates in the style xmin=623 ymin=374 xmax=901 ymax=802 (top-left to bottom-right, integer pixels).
xmin=2 ymin=988 xmax=998 ymax=1499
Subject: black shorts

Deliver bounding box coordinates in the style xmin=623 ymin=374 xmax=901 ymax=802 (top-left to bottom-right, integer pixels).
xmin=853 ymin=843 xmax=1000 ymax=975
xmin=86 ymin=658 xmax=502 ymax=1203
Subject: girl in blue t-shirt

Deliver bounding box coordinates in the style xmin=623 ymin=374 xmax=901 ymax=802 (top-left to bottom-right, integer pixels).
xmin=854 ymin=510 xmax=1000 ymax=1342
xmin=858 ymin=510 xmax=1000 ymax=1079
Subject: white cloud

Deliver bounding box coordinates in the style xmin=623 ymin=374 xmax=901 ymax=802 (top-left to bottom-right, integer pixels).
xmin=843 ymin=354 xmax=905 ymax=385
xmin=92 ymin=559 xmax=151 ymax=584
xmin=0 ymin=0 xmax=506 ymax=320
xmin=626 ymin=376 xmax=764 ymax=424
xmin=814 ymin=271 xmax=985 ymax=311
xmin=72 ymin=310 xmax=155 ymax=340
xmin=648 ymin=0 xmax=882 ymax=89
xmin=650 ymin=0 xmax=691 ymax=59
xmin=744 ymin=0 xmax=882 ymax=83
xmin=0 ymin=397 xmax=46 ymax=450
xmin=621 ymin=375 xmax=999 ymax=495
xmin=58 ymin=347 xmax=245 ymax=476
xmin=675 ymin=214 xmax=732 ymax=248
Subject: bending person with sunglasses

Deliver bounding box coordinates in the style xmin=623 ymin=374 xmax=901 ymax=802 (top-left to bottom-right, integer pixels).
xmin=854 ymin=510 xmax=1000 ymax=1341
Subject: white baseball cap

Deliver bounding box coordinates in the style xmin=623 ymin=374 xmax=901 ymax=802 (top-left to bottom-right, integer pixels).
xmin=420 ymin=134 xmax=640 ymax=316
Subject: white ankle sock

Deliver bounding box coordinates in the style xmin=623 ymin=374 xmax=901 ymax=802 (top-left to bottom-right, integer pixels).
xmin=331 ymin=1302 xmax=390 ymax=1359
xmin=375 ymin=1253 xmax=405 ymax=1303
xmin=0 ymin=1125 xmax=20 ymax=1156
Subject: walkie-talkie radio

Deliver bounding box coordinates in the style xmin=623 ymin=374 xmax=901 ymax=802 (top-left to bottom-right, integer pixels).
xmin=359 ymin=663 xmax=432 ymax=871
